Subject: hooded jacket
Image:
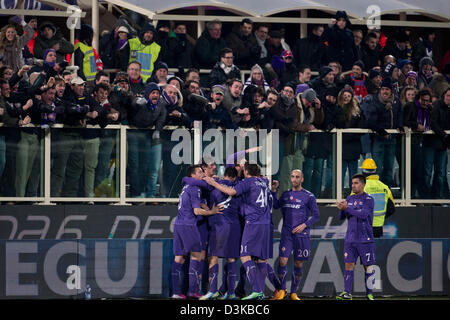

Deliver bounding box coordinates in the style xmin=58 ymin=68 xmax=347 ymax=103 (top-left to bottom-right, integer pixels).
xmin=128 ymin=89 xmax=167 ymax=129
xmin=323 ymin=11 xmax=358 ymax=71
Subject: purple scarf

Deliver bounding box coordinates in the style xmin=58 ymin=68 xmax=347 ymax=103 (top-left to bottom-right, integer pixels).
xmin=416 ymin=100 xmax=430 ymax=131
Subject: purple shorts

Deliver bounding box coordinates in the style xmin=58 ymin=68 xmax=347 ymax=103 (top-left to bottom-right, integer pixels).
xmin=173 ymin=224 xmax=202 ymax=256
xmin=208 ymin=222 xmax=241 ymax=258
xmin=344 ymin=242 xmax=376 ymax=266
xmin=279 ymin=229 xmax=311 ymax=261
xmin=240 ymin=223 xmax=271 ymax=260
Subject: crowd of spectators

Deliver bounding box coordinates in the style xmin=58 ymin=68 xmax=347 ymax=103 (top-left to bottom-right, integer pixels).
xmin=0 ymin=11 xmax=449 ymax=202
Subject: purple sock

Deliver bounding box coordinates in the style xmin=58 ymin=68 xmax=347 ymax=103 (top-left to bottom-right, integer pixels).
xmin=188 ymin=259 xmax=201 ymax=295
xmin=209 ymin=264 xmax=219 ymax=293
xmin=290 ymin=266 xmax=302 ymax=294
xmin=266 ymin=262 xmax=281 ymax=290
xmin=256 ymin=262 xmax=267 ymax=293
xmin=219 ymin=263 xmax=228 ymax=293
xmin=236 ymin=264 xmax=246 ymax=291
xmin=243 ymin=260 xmax=258 ymax=292
xmin=344 ymin=269 xmax=354 ymax=294
xmin=199 ymin=259 xmax=205 ymax=284
xmin=227 ymin=261 xmax=237 ymax=295
xmin=365 ymin=269 xmax=375 ymax=295
xmin=171 ymin=261 xmax=183 ymax=295
xmin=277 ymin=265 xmax=288 ymax=290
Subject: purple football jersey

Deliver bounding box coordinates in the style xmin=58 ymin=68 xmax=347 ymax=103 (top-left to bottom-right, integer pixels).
xmin=272 ymin=188 xmax=319 ymax=237
xmin=339 ymin=192 xmax=375 ymax=243
xmin=175 ymin=184 xmax=202 ymax=226
xmin=209 ymin=179 xmax=241 ymax=225
xmin=234 ymin=177 xmax=272 ymax=224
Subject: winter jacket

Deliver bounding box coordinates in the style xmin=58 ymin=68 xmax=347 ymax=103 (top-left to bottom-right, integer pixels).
xmin=292 ymin=33 xmax=327 ymax=71
xmin=166 ymin=32 xmax=194 ymax=68
xmin=109 ymin=86 xmax=133 ymax=124
xmin=430 ymin=73 xmax=450 ymax=99
xmin=0 ymin=23 xmax=34 ymax=72
xmin=381 ymin=40 xmax=409 ymax=62
xmin=303 ymin=100 xmax=335 ymax=159
xmin=424 ymin=98 xmax=450 ymax=151
xmin=33 ymin=21 xmax=73 ymax=62
xmin=277 ymin=62 xmax=298 ymax=92
xmin=203 ymin=102 xmax=238 ymax=131
xmin=361 ymin=43 xmax=381 ymax=72
xmin=160 ymin=94 xmax=192 ymax=128
xmin=225 ymin=28 xmax=260 ymax=70
xmin=362 ymin=92 xmax=403 ymax=136
xmin=194 ymin=29 xmax=226 ymax=69
xmin=323 ymin=24 xmax=358 ymax=71
xmin=209 ymin=62 xmax=241 ymax=87
xmin=128 ymin=96 xmax=167 ymax=129
xmin=336 ymin=95 xmax=365 ymax=161
xmin=99 ymin=31 xmax=129 ymax=70
xmin=269 ymin=95 xmax=299 ymax=155
xmin=182 ymin=89 xmax=208 ymax=122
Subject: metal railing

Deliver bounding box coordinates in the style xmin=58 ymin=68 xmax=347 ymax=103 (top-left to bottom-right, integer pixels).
xmin=0 ymin=124 xmax=448 ymax=205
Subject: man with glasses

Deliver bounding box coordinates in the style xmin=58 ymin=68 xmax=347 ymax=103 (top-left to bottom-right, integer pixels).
xmin=254 ymin=24 xmax=270 ymax=66
xmin=209 ymin=47 xmax=241 ymax=87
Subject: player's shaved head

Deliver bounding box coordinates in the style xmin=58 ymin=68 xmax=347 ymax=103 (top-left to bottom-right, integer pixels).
xmin=291 ymin=169 xmax=304 ymax=190
xmin=291 ymin=169 xmax=303 ymax=177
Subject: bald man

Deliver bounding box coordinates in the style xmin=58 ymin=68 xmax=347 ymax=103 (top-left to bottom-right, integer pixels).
xmin=271 ymin=170 xmax=320 ymax=300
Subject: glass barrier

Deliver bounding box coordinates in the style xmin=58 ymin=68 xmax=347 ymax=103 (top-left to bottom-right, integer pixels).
xmin=126 ymin=127 xmax=193 ymax=199
xmin=0 ymin=127 xmax=45 ymax=199
xmin=274 ymin=131 xmax=336 ymax=200
xmin=50 ymin=127 xmax=120 ymax=199
xmin=410 ymin=131 xmax=450 ymax=201
xmin=201 ymin=128 xmax=271 ymax=180
xmin=0 ymin=126 xmax=448 ymax=204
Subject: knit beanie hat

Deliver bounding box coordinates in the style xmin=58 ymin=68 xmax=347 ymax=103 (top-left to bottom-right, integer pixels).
xmin=302 ymin=88 xmax=317 ymax=102
xmin=319 ymin=66 xmax=334 ymax=80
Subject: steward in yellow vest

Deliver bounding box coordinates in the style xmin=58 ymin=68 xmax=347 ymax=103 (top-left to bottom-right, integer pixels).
xmin=360 ymin=158 xmax=395 ymax=237
xmin=74 ymin=24 xmax=97 ymax=82
xmin=128 ymin=23 xmax=161 ymax=83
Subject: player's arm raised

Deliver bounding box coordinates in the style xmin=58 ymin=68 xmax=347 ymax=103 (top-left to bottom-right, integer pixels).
xmin=203 ymin=176 xmax=237 ymax=196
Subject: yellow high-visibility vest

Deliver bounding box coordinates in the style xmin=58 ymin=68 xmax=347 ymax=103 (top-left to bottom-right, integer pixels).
xmin=74 ymin=41 xmax=96 ymax=81
xmin=364 ymin=175 xmax=395 ymax=227
xmin=128 ymin=38 xmax=161 ymax=82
